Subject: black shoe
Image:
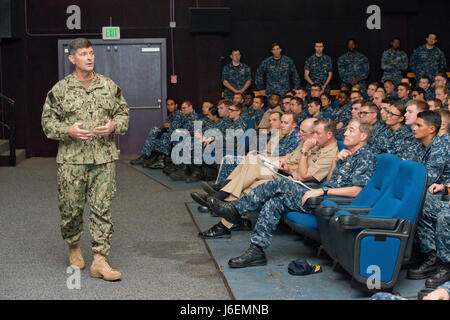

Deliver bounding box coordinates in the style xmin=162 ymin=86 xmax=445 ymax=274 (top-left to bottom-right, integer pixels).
xmin=207 ymin=198 xmax=242 ymax=225
xmin=228 ymin=243 xmax=267 ymax=268
xmin=425 ymin=261 xmax=450 ymax=288
xmin=202 ymin=182 xmax=222 ymax=195
xmin=130 ymin=155 xmax=145 ymax=165
xmin=185 ymin=166 xmax=202 ymax=183
xmin=407 ymin=251 xmax=438 ymax=280
xmin=169 ymin=167 xmax=189 ymax=181
xmin=230 ymin=218 xmax=252 ymax=231
xmin=198 ymin=206 xmax=210 ymax=213
xmin=163 ymin=163 xmax=178 ymax=175
xmin=191 ymin=192 xmax=210 ymax=207
xmin=199 ymin=222 xmax=231 ymax=239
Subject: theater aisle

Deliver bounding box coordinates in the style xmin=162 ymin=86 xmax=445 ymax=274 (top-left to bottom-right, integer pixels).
xmin=0 ymin=157 xmax=231 ymax=300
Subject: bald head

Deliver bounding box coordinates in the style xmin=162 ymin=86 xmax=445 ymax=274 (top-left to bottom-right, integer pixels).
xmin=298 ymin=118 xmax=317 ymax=142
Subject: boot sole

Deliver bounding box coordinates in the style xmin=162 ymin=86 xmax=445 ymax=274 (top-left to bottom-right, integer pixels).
xmin=228 ymin=260 xmax=267 ymax=268
xmin=191 ymin=193 xmax=209 ymax=207
xmin=198 ymin=233 xmax=231 ymax=239
xmin=407 ymin=268 xmax=438 ymax=280
xmin=90 ymin=270 xmax=122 ymax=281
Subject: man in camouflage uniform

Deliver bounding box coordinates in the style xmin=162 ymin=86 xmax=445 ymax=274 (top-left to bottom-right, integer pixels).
xmin=358 ymin=101 xmax=385 ymax=152
xmin=304 ymin=41 xmax=333 ymax=94
xmin=255 ymin=43 xmax=301 ymax=98
xmin=208 ymin=119 xmax=376 ymax=268
xmin=410 ymin=33 xmax=447 ymax=82
xmin=41 ymin=38 xmax=129 ymax=281
xmin=408 ymin=111 xmax=450 ymax=287
xmin=149 ymin=100 xmax=198 ymax=169
xmin=337 ymin=39 xmax=369 ymax=89
xmin=221 ymin=49 xmax=252 ymax=101
xmin=380 ymin=38 xmax=408 ymax=87
xmin=130 ymin=98 xmax=184 ymax=167
xmin=242 ymin=96 xmax=265 ymax=126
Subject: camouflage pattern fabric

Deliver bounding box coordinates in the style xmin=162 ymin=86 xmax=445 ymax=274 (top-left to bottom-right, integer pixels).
xmin=255 ymin=55 xmax=301 ymax=97
xmin=41 ymin=73 xmax=129 ymax=164
xmin=221 ymin=62 xmax=252 ymax=101
xmin=380 ymin=49 xmax=408 ymax=86
xmin=410 ymin=45 xmax=447 ymax=81
xmin=304 ymin=54 xmax=333 ymax=93
xmin=415 ymin=192 xmax=450 ymax=263
xmin=57 ymin=162 xmax=116 ymax=256
xmin=337 ymin=52 xmax=369 ymax=89
xmin=420 ymin=135 xmax=449 ymax=187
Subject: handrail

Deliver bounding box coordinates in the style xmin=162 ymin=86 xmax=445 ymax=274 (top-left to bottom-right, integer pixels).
xmin=0 ymin=93 xmax=16 ymax=166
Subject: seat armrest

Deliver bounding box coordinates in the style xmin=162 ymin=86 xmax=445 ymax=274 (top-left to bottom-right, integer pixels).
xmin=305 ymin=196 xmax=354 ymax=209
xmin=319 ymin=206 xmax=371 ymax=219
xmin=338 ymin=214 xmax=400 ymax=230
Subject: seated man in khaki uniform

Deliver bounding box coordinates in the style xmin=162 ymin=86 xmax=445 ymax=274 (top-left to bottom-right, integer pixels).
xmin=195 ymin=117 xmax=339 ymax=239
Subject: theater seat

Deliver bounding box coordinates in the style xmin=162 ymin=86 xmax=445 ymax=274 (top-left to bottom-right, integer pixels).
xmin=315 ymin=154 xmax=402 ymax=260
xmin=328 ymin=160 xmax=427 ymax=291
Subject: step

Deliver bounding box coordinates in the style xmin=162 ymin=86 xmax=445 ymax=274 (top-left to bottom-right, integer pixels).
xmin=0 ymin=139 xmax=8 ymax=154
xmin=0 ymin=148 xmax=26 ymax=166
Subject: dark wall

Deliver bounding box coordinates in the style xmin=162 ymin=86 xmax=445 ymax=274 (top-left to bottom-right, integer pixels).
xmin=225 ymin=0 xmax=450 ymax=90
xmin=0 ymin=0 xmax=448 ymax=157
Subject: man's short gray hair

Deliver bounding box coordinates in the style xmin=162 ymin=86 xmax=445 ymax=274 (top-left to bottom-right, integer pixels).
xmin=68 ymin=38 xmax=93 ymax=55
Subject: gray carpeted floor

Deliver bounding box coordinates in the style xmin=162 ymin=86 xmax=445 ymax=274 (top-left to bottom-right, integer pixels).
xmin=0 ymin=157 xmax=231 ymax=300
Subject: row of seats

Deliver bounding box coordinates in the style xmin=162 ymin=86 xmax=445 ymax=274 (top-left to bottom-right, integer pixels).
xmin=284 ymin=153 xmax=428 ymax=291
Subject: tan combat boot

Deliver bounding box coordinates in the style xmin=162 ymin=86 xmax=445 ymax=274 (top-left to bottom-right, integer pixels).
xmin=68 ymin=242 xmax=85 ymax=270
xmin=90 ymin=253 xmax=122 ymax=281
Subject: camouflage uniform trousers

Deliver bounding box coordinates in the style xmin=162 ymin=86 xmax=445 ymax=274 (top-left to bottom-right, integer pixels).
xmin=57 ymin=161 xmax=116 ymax=256
xmin=415 ymin=192 xmax=450 ymax=262
xmin=234 ymin=177 xmax=309 ymax=249
xmin=370 ymin=292 xmax=407 ymax=300
xmin=141 ymin=126 xmax=165 ymax=157
xmin=155 ymin=131 xmax=174 ymax=156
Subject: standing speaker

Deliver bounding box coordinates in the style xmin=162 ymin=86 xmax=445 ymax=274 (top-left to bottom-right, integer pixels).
xmin=189 ymin=7 xmax=231 ymax=33
xmin=0 ymin=0 xmax=24 ymax=38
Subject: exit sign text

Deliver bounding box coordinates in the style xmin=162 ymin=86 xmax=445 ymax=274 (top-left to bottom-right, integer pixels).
xmin=102 ymin=27 xmax=120 ymax=40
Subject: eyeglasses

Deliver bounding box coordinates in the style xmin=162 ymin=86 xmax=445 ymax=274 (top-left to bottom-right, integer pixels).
xmin=359 ymin=111 xmax=376 ymax=116
xmin=385 ymin=110 xmax=402 ymax=117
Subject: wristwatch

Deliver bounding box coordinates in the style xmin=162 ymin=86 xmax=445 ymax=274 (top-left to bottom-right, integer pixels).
xmin=302 ymin=151 xmax=309 ymax=156
xmin=322 ymin=186 xmax=328 ymax=196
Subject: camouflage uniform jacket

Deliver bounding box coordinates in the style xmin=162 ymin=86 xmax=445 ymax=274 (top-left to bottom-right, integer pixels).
xmin=221 ymin=62 xmax=252 ymax=101
xmin=381 ymin=49 xmax=408 ymax=86
xmin=41 ymin=73 xmax=129 ymax=164
xmin=242 ymin=107 xmax=265 ymax=126
xmin=255 ymin=55 xmax=301 ymax=97
xmin=410 ymin=45 xmax=447 ymax=80
xmin=324 ymin=145 xmax=377 ymax=188
xmin=304 ymin=54 xmax=333 ymax=88
xmin=337 ymin=51 xmax=369 ymax=87
xmin=421 ymin=134 xmax=450 ymax=185
xmin=268 ymin=129 xmax=301 ymax=157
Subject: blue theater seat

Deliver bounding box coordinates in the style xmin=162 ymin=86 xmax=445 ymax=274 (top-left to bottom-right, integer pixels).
xmin=315 ymin=154 xmax=402 ymax=260
xmin=328 ymin=160 xmax=427 ymax=291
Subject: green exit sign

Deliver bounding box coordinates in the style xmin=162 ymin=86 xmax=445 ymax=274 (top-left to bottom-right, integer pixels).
xmin=102 ymin=26 xmax=120 ymax=40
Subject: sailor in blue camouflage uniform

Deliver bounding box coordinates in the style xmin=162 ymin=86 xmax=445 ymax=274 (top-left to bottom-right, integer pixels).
xmin=216 ymin=114 xmax=300 ymax=184
xmin=381 ymin=39 xmax=408 ymax=87
xmin=242 ymin=96 xmax=265 ymax=126
xmin=408 ymin=111 xmax=450 ymax=287
xmin=304 ymin=41 xmax=333 ymax=94
xmin=221 ymin=49 xmax=252 ymax=101
xmin=337 ymin=39 xmax=369 ymax=89
xmin=131 ymin=99 xmax=185 ymax=166
xmin=255 ymin=43 xmax=301 ymax=98
xmin=208 ymin=119 xmax=376 ymax=268
xmin=149 ymin=101 xmax=198 ymax=168
xmin=410 ymin=33 xmax=447 ymax=82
